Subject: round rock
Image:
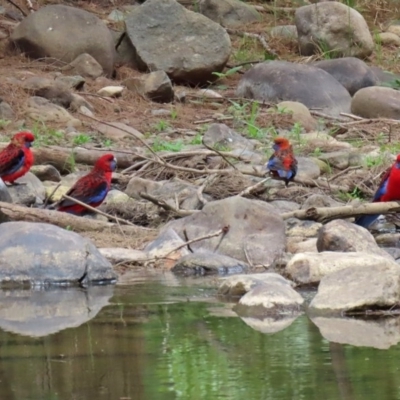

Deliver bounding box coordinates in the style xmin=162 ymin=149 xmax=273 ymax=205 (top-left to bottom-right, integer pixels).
xmin=313 ymin=57 xmax=377 ymax=96
xmin=351 ymin=86 xmax=400 ymax=119
xmin=295 ymin=2 xmax=374 ymax=58
xmin=10 ymin=5 xmax=115 ymax=76
xmin=0 ymin=222 xmax=116 ymax=286
xmin=236 ymin=61 xmax=351 ymax=116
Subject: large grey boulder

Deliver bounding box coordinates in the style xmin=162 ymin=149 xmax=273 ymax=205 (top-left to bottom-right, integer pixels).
xmin=0 ymin=286 xmax=113 ymax=337
xmin=124 ymin=0 xmax=231 ymax=85
xmin=11 ymin=5 xmax=115 ymax=76
xmin=309 ymin=263 xmax=400 ymax=313
xmin=236 ymin=61 xmax=351 ymax=116
xmin=0 ymin=222 xmax=116 ymax=285
xmin=295 ymin=2 xmax=374 ymax=58
xmin=313 ymin=57 xmax=377 ymax=96
xmin=156 ymin=196 xmax=286 ymax=267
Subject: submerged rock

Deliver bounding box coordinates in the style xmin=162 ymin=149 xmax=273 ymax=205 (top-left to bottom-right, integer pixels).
xmin=0 ymin=286 xmax=113 ymax=337
xmin=0 ymin=222 xmax=116 ymax=286
xmin=232 ymin=273 xmax=304 ymax=317
xmin=172 ymin=252 xmax=248 ymax=276
xmin=311 ymin=316 xmax=400 ymax=349
xmin=219 ymin=273 xmax=295 ymax=297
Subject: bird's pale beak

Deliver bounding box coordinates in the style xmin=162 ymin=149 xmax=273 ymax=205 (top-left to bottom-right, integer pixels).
xmin=25 ymin=142 xmax=32 ymax=148
xmin=111 ymin=157 xmax=117 ymax=171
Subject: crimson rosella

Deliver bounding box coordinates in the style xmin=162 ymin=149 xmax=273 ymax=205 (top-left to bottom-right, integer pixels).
xmin=56 ymin=153 xmax=117 ymax=215
xmin=0 ymin=131 xmax=35 ymax=184
xmin=266 ymin=137 xmax=298 ymax=186
xmin=355 ymin=154 xmax=400 ymax=228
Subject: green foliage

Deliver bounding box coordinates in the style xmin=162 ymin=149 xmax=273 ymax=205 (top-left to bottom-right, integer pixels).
xmin=73 ymin=134 xmax=92 ymax=146
xmin=31 ymin=121 xmax=64 ymax=146
xmin=337 ymin=186 xmax=364 ymax=201
xmin=151 ymin=138 xmax=184 ymax=152
xmin=212 ymin=66 xmax=243 ymax=80
xmin=190 ymin=133 xmax=203 ymax=145
xmin=102 ymin=139 xmax=113 ymax=148
xmin=170 ymin=108 xmax=178 ymax=120
xmin=364 ymin=153 xmax=386 ymax=168
xmin=0 ymin=119 xmax=10 ymax=130
xmin=154 ymin=120 xmax=170 ymax=132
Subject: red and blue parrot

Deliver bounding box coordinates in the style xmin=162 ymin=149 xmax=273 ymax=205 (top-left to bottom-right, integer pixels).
xmin=266 ymin=137 xmax=298 ymax=186
xmin=56 ymin=153 xmax=117 ymax=215
xmin=355 ymin=154 xmax=400 ymax=228
xmin=0 ymin=131 xmax=35 ymax=185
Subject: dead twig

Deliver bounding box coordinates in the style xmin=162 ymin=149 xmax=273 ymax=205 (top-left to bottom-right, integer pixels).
xmin=237 ymin=177 xmax=271 ymax=197
xmin=62 ymin=194 xmax=148 ymax=228
xmin=281 ymin=201 xmax=400 ymax=223
xmin=328 ymin=166 xmax=362 ymax=182
xmin=139 ymin=192 xmax=199 ymax=217
xmin=164 ymin=227 xmax=229 ymax=258
xmin=201 ymin=138 xmax=238 ymax=170
xmin=5 ymin=0 xmax=27 ymax=16
xmin=43 ymin=183 xmax=61 ymax=209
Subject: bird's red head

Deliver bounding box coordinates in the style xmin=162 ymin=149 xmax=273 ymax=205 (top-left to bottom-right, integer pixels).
xmin=11 ymin=131 xmax=35 ymax=148
xmin=273 ymin=137 xmax=291 ymax=151
xmin=94 ymin=153 xmax=117 ymax=172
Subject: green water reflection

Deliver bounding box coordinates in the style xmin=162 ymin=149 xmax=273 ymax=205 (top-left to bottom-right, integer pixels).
xmin=0 ymin=281 xmax=399 ymax=400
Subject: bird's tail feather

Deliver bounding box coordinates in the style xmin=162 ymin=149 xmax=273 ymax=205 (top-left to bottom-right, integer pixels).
xmin=354 ymin=214 xmax=380 ymax=228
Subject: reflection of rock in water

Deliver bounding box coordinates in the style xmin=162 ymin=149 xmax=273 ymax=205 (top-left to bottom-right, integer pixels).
xmin=239 ymin=315 xmax=300 ymax=334
xmin=311 ymin=316 xmax=400 ymax=349
xmin=0 ymin=286 xmax=114 ymax=337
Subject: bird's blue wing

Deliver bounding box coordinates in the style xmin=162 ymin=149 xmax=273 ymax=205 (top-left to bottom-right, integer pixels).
xmin=0 ymin=149 xmax=25 ymax=176
xmin=59 ymin=180 xmax=108 ymax=208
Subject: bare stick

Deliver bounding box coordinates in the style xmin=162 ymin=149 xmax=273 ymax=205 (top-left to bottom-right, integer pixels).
xmin=201 ymin=138 xmax=238 ymax=170
xmin=164 ymin=227 xmax=228 ymax=258
xmin=139 ymin=192 xmax=199 ymax=217
xmin=0 ymin=201 xmax=152 ymax=235
xmin=281 ymin=201 xmax=400 ymax=223
xmin=5 ymin=0 xmax=27 ymax=16
xmin=328 ymin=166 xmax=361 ymax=182
xmin=237 ymin=177 xmax=271 ymax=197
xmin=43 ymin=183 xmax=61 ymax=209
xmin=62 ymin=194 xmax=145 ymax=228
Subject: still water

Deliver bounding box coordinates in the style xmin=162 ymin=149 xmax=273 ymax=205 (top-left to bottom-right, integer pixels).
xmin=0 ymin=272 xmax=399 ymax=400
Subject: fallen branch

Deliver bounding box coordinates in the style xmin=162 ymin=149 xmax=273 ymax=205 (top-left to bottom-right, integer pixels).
xmin=62 ymin=194 xmax=138 ymax=227
xmin=0 ymin=201 xmax=153 ymax=235
xmin=139 ymin=192 xmax=199 ymax=217
xmin=281 ymin=201 xmax=400 ymax=223
xmin=237 ymin=177 xmax=270 ymax=197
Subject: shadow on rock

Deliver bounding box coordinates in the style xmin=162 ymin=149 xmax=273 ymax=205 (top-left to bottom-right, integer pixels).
xmin=311 ymin=316 xmax=400 ymax=349
xmin=0 ymin=286 xmax=114 ymax=337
